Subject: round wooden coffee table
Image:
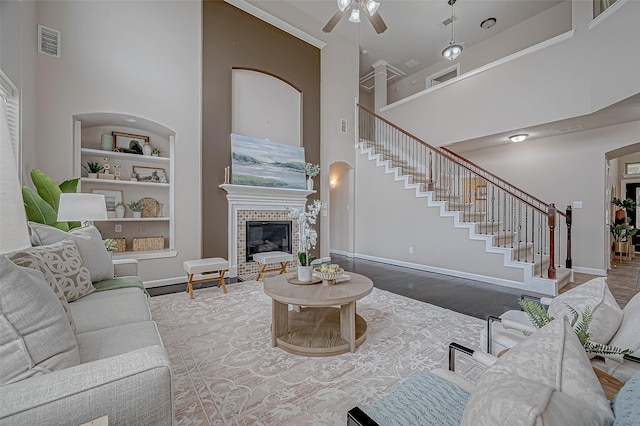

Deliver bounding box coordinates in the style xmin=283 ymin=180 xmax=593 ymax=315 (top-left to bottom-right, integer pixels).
xmin=263 ymin=271 xmax=373 ymax=357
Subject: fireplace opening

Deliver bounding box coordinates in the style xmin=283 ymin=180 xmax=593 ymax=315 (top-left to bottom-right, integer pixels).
xmin=246 ymin=221 xmax=292 ymax=262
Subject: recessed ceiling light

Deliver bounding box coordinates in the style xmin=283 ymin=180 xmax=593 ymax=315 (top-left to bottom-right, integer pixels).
xmin=125 ymin=117 xmax=137 ymax=123
xmin=480 ymin=17 xmax=497 ymax=29
xmin=509 ymin=134 xmax=528 ymax=143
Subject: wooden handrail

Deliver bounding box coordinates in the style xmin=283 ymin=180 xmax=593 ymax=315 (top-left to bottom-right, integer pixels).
xmin=359 ymin=105 xmax=562 ymax=216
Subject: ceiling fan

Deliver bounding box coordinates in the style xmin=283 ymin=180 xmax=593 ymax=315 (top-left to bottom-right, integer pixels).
xmin=322 ymin=0 xmax=387 ymax=34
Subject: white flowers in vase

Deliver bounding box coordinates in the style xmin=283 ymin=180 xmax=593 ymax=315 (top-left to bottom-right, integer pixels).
xmin=305 ymin=163 xmax=320 ymax=178
xmin=286 ymin=200 xmax=322 ymax=266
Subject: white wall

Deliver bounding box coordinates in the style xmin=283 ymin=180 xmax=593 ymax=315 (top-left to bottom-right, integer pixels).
xmin=320 ymin=28 xmax=359 ymax=258
xmin=460 ymin=121 xmax=640 ymax=273
xmin=381 ymin=1 xmax=640 ymax=147
xmin=387 ymin=1 xmax=572 ymax=103
xmin=329 ymin=161 xmax=352 ymax=253
xmin=28 ymin=1 xmax=202 ymax=283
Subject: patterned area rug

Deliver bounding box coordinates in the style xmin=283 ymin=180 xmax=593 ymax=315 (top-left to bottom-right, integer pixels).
xmin=149 ymin=281 xmax=485 ymax=425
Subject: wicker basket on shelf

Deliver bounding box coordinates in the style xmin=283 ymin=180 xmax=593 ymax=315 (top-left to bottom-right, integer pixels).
xmin=140 ymin=197 xmax=161 ymax=218
xmin=133 ymin=236 xmax=164 ymax=252
xmin=112 ymin=238 xmax=126 ymax=253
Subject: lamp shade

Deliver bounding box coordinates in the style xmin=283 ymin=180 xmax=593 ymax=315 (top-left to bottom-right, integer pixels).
xmin=57 ymin=193 xmax=108 ymax=222
xmin=509 ymin=134 xmax=528 ymax=143
xmin=442 ymin=43 xmax=463 ymax=60
xmin=0 ymin=105 xmax=30 ymax=255
xmin=349 ymin=8 xmax=361 ymax=22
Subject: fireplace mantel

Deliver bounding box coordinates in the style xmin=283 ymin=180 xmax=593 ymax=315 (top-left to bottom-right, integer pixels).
xmin=220 ymin=184 xmax=315 ymax=277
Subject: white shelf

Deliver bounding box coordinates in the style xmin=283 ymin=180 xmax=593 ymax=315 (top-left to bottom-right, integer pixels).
xmin=80 ymin=177 xmax=169 ymax=187
xmin=112 ymin=249 xmax=178 ymax=260
xmin=81 ymin=148 xmax=170 ymax=163
xmin=98 ymin=217 xmax=170 ymax=222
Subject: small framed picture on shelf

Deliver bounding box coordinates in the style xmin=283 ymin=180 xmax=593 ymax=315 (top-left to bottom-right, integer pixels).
xmin=91 ymin=189 xmax=123 ymax=217
xmin=112 ymin=131 xmax=149 ymax=155
xmin=132 ymin=165 xmax=167 ymax=183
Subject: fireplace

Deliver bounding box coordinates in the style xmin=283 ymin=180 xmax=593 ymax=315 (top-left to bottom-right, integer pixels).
xmin=245 ymin=221 xmax=292 ymax=262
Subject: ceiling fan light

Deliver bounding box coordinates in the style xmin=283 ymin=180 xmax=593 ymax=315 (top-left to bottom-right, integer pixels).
xmin=337 ymin=0 xmax=351 ymax=12
xmin=442 ymin=43 xmax=463 ymax=60
xmin=509 ymin=134 xmax=528 ymax=143
xmin=365 ymin=0 xmax=380 ymax=15
xmin=349 ymin=8 xmax=361 ymax=23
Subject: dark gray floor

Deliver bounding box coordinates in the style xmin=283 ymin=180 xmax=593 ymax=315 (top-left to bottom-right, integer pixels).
xmin=148 ymin=254 xmax=529 ymax=320
xmin=330 ymin=254 xmax=527 ymax=320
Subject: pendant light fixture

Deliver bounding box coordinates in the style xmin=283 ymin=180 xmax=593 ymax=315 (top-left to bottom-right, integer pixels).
xmin=442 ymin=0 xmax=463 ymax=61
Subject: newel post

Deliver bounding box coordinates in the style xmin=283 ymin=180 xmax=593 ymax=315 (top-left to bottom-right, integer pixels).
xmin=566 ymin=205 xmax=572 ymax=269
xmin=547 ymin=204 xmax=556 ymax=279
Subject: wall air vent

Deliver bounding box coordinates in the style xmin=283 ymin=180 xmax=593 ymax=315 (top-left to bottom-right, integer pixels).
xmin=38 ymin=25 xmax=61 ymax=58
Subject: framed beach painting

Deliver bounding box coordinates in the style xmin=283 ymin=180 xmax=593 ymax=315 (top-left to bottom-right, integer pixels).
xmin=230 ymin=134 xmax=306 ymax=189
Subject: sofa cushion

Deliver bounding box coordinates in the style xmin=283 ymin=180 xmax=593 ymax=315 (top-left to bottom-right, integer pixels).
xmin=548 ymin=277 xmax=623 ymax=346
xmin=29 ymin=222 xmax=114 ymax=283
xmin=10 ymin=239 xmax=94 ymax=302
xmin=77 ymin=321 xmax=163 ymax=362
xmin=611 ymin=371 xmax=640 ymax=425
xmin=69 ymin=289 xmax=152 ymax=333
xmin=461 ymin=317 xmax=613 ymax=425
xmin=0 ymin=256 xmax=80 ymax=385
xmin=606 ymin=292 xmax=640 ymax=372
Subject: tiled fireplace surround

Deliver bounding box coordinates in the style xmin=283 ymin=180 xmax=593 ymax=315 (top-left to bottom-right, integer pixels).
xmin=220 ymin=184 xmax=314 ymax=280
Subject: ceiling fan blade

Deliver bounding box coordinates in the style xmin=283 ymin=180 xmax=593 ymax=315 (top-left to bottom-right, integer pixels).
xmin=322 ymin=9 xmax=347 ymax=33
xmin=367 ymin=11 xmax=387 ymax=34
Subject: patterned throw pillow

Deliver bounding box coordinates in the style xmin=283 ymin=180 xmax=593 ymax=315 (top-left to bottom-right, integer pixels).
xmin=29 ymin=222 xmax=114 ymax=283
xmin=10 ymin=240 xmax=95 ymax=302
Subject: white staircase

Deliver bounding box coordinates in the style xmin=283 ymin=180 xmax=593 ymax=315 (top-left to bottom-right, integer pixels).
xmin=358 ymin=141 xmax=572 ymax=296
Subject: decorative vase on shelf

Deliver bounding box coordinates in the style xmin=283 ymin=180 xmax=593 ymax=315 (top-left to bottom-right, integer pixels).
xmin=132 ymin=211 xmax=142 ymax=219
xmin=297 ymin=265 xmax=313 ymax=282
xmin=101 ymin=134 xmax=113 ymax=151
xmin=306 ymin=177 xmax=314 ymax=191
xmin=115 ymin=203 xmax=125 ymax=218
xmin=142 ymin=141 xmax=152 ymax=156
xmin=88 ymin=173 xmax=98 ymax=179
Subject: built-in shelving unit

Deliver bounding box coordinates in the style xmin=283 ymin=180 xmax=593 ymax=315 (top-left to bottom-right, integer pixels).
xmin=73 ymin=113 xmax=176 ymax=259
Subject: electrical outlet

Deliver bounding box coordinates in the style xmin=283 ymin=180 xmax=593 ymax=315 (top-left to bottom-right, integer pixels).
xmin=138 ymin=224 xmax=145 ymax=233
xmin=573 ymin=201 xmax=583 ymax=208
xmin=408 ymin=246 xmax=414 ymax=254
xmin=115 ymin=224 xmax=122 ymax=233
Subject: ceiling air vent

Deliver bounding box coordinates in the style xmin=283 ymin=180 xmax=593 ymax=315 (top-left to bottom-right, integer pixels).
xmin=38 ymin=25 xmax=61 ymax=58
xmin=442 ymin=15 xmax=456 ymax=26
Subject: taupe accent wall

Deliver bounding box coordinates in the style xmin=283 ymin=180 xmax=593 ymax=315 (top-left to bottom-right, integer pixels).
xmin=202 ymin=0 xmax=321 ymax=258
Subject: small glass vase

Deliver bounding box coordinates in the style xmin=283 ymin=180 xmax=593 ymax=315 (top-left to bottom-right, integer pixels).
xmin=297 ymin=265 xmax=313 ymax=282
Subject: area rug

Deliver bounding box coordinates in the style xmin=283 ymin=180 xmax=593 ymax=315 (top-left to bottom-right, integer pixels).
xmin=149 ymin=281 xmax=485 ymax=425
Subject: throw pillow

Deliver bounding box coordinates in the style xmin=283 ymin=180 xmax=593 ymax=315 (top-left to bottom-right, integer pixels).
xmin=605 ymin=292 xmax=640 ymax=369
xmin=0 ymin=256 xmax=80 ymax=385
xmin=461 ymin=317 xmax=614 ymax=425
xmin=10 ymin=239 xmax=95 ymax=302
xmin=9 ymin=252 xmax=77 ymax=332
xmin=611 ymin=371 xmax=640 ymax=424
xmin=29 ymin=222 xmax=114 ymax=283
xmin=548 ymin=276 xmax=623 ymax=346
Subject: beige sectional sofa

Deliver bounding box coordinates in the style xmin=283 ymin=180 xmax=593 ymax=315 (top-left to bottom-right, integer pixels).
xmin=0 ymin=225 xmax=173 ymax=425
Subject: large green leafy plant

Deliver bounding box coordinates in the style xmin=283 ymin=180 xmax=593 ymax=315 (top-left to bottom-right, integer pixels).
xmin=22 ymin=169 xmax=80 ymax=231
xmin=518 ymin=298 xmax=632 ymax=356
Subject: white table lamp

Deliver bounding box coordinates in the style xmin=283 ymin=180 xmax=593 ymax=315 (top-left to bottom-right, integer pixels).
xmin=57 ymin=193 xmax=108 ymax=225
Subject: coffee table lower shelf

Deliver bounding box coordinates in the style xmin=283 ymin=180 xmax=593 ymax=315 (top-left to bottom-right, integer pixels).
xmin=274 ymin=307 xmax=367 ymax=357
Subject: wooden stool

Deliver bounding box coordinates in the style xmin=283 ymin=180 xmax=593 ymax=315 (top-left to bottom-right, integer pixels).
xmin=253 ymin=251 xmax=292 ymax=281
xmin=183 ymin=258 xmax=228 ymax=299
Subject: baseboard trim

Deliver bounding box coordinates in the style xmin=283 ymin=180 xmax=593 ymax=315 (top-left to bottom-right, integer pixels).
xmin=143 ymin=276 xmax=185 ymax=288
xmin=352 ymin=253 xmax=527 ymax=291
xmin=572 ymin=266 xmax=607 ymax=276
xmin=330 ymin=249 xmax=356 ymax=258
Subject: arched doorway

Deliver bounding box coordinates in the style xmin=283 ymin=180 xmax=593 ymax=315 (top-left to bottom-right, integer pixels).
xmin=329 ymin=161 xmax=355 ymax=255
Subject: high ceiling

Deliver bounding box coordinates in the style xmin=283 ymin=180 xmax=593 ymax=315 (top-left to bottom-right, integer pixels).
xmin=248 ymin=0 xmax=564 ymax=78
xmin=243 ymin=0 xmax=640 ymax=152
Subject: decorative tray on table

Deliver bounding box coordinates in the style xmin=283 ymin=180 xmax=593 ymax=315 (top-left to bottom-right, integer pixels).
xmin=286 ymin=276 xmax=322 ymax=285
